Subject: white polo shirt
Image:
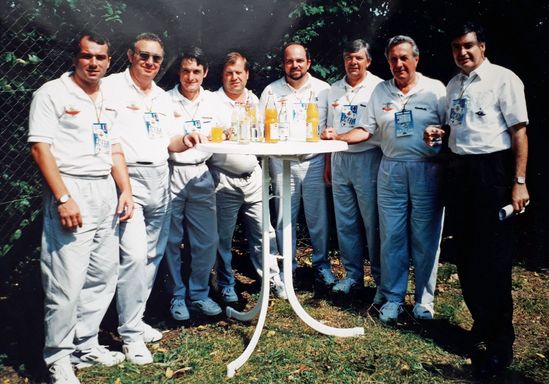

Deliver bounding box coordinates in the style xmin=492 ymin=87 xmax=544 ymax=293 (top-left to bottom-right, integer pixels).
xmin=259 ymin=73 xmax=330 ymax=141
xmin=167 ymin=85 xmax=222 ymax=165
xmin=446 ymin=58 xmax=529 ymax=155
xmin=359 ymin=73 xmax=447 ymax=160
xmin=28 ymin=72 xmax=119 ymax=177
xmin=102 ymin=68 xmax=176 ymax=165
xmin=207 ymin=88 xmax=259 ymax=176
xmin=327 ymin=72 xmax=384 ymax=152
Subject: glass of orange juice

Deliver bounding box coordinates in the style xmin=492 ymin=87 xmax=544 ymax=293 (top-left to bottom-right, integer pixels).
xmin=211 ymin=126 xmax=223 ymax=143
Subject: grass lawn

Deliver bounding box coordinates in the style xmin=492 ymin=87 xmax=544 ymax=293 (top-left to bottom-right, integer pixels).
xmin=1 ymin=248 xmax=547 ymax=383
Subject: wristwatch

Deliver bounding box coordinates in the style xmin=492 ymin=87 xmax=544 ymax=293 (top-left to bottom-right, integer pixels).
xmin=56 ymin=194 xmax=71 ymax=205
xmin=514 ymin=176 xmax=526 ymax=185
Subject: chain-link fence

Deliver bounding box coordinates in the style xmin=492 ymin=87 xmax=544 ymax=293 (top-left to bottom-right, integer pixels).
xmin=0 ymin=1 xmax=327 ymax=260
xmin=0 ymin=3 xmax=133 ymax=256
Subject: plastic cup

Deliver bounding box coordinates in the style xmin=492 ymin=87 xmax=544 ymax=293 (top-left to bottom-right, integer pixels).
xmin=211 ymin=126 xmax=223 ymax=143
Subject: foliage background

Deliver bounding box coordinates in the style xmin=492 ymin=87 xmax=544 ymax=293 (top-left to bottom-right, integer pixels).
xmin=0 ymin=0 xmax=547 ymax=382
xmin=1 ymin=0 xmax=546 ymax=270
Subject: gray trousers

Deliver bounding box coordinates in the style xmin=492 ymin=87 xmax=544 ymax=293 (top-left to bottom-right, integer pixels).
xmin=331 ymin=148 xmax=382 ymax=285
xmin=42 ymin=175 xmax=118 ymax=365
xmin=165 ymin=162 xmax=218 ymax=301
xmin=211 ymin=164 xmax=280 ymax=288
xmin=270 ymin=154 xmax=330 ymax=271
xmin=117 ymin=164 xmax=170 ymax=343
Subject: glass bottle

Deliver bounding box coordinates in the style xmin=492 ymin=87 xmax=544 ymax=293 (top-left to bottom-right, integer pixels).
xmin=278 ymin=99 xmax=289 ymax=142
xmin=264 ymin=91 xmax=279 ymax=143
xmin=306 ymin=91 xmax=320 ymax=142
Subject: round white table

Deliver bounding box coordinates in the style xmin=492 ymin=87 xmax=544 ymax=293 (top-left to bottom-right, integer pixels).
xmin=196 ymin=140 xmax=364 ymax=377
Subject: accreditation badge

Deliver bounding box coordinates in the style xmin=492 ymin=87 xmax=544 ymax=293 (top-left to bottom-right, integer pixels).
xmin=183 ymin=119 xmax=202 ymax=135
xmin=449 ymin=98 xmax=467 ymax=126
xmin=340 ymin=104 xmax=358 ymax=129
xmin=144 ymin=112 xmax=162 ymax=139
xmin=394 ymin=110 xmax=414 ymax=137
xmin=92 ymin=122 xmax=110 ymax=155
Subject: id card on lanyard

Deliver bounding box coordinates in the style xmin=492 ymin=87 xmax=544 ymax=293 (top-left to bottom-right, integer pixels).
xmin=340 ymin=104 xmax=358 ymax=129
xmin=394 ymin=109 xmax=414 ymax=137
xmin=144 ymin=112 xmax=162 ymax=139
xmin=183 ymin=119 xmax=202 ymax=135
xmin=450 ymin=98 xmax=467 ymax=126
xmin=92 ymin=122 xmax=110 ymax=154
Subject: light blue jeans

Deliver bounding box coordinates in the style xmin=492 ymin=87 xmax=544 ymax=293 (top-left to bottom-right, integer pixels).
xmin=377 ymin=157 xmax=443 ymax=306
xmin=270 ymin=154 xmax=330 ymax=272
xmin=332 ymin=148 xmax=382 ymax=285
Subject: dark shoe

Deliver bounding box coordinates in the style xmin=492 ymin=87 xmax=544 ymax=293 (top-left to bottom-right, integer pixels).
xmin=486 ymin=348 xmax=513 ymax=375
xmin=470 ymin=341 xmax=491 ymax=379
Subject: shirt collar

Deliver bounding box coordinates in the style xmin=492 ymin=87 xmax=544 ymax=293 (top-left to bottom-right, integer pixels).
xmin=284 ymin=73 xmax=312 ymax=93
xmin=463 ymin=57 xmax=491 ymax=80
xmin=171 ymin=84 xmax=205 ymax=104
xmin=123 ymin=67 xmax=161 ymax=98
xmin=390 ymin=72 xmax=424 ymax=96
xmin=216 ymin=87 xmax=250 ymax=106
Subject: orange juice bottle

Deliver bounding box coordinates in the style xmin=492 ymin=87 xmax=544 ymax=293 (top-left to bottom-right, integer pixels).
xmin=264 ymin=91 xmax=279 ymax=143
xmin=306 ymin=91 xmax=320 ymax=142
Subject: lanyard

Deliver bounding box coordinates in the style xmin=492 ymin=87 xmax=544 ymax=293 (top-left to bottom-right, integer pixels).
xmin=398 ymin=93 xmax=415 ymax=112
xmin=344 ymin=84 xmax=363 ymax=106
xmin=180 ymin=100 xmax=201 ymax=121
xmin=88 ymin=90 xmax=104 ymax=123
xmin=458 ymin=73 xmax=479 ymax=99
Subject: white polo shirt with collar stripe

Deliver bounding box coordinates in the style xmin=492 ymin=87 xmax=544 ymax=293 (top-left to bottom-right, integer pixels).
xmin=102 ymin=68 xmax=176 ymax=165
xmin=359 ymin=73 xmax=447 ymax=160
xmin=327 ymin=72 xmax=384 ymax=152
xmin=167 ymin=85 xmax=222 ymax=165
xmin=28 ymin=72 xmax=119 ymax=177
xmin=258 ymin=73 xmax=330 ymax=141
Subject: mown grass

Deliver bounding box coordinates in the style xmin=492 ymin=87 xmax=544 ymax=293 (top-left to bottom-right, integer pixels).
xmin=1 ymin=253 xmax=547 ymax=384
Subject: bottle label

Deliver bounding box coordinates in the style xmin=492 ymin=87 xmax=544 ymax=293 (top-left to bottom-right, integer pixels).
xmin=278 ymin=122 xmax=289 ymax=141
xmin=270 ymin=123 xmax=279 ymax=140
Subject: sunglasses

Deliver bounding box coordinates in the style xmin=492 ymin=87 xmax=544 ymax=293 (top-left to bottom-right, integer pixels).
xmin=134 ymin=49 xmax=163 ymax=64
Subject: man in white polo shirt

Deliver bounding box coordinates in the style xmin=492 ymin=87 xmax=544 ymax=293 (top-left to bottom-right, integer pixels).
xmin=346 ymin=36 xmax=446 ymax=325
xmin=258 ymin=43 xmax=331 ymax=287
xmin=165 ymin=47 xmax=223 ymax=321
xmin=425 ymin=21 xmax=529 ymax=378
xmin=29 ymin=32 xmax=133 ymax=384
xmin=102 ymin=33 xmax=196 ymax=365
xmin=320 ymin=39 xmax=384 ymax=300
xmin=210 ymin=52 xmax=286 ymax=303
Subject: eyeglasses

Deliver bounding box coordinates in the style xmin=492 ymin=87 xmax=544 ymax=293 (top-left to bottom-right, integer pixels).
xmin=134 ymin=49 xmax=163 ymax=64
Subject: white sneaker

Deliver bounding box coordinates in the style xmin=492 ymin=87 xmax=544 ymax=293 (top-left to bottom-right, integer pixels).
xmin=413 ymin=303 xmax=434 ymax=320
xmin=270 ymin=275 xmax=287 ymax=300
xmin=379 ymin=301 xmax=403 ymax=324
xmin=142 ymin=323 xmax=163 ymax=343
xmin=70 ymin=345 xmax=125 ymax=369
xmin=170 ymin=297 xmax=190 ymax=321
xmin=332 ymin=277 xmax=359 ymax=294
xmin=49 ymin=357 xmax=80 ymax=384
xmin=190 ymin=297 xmax=222 ymax=316
xmin=373 ymin=287 xmax=386 ymax=305
xmin=123 ymin=341 xmax=153 ymax=365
